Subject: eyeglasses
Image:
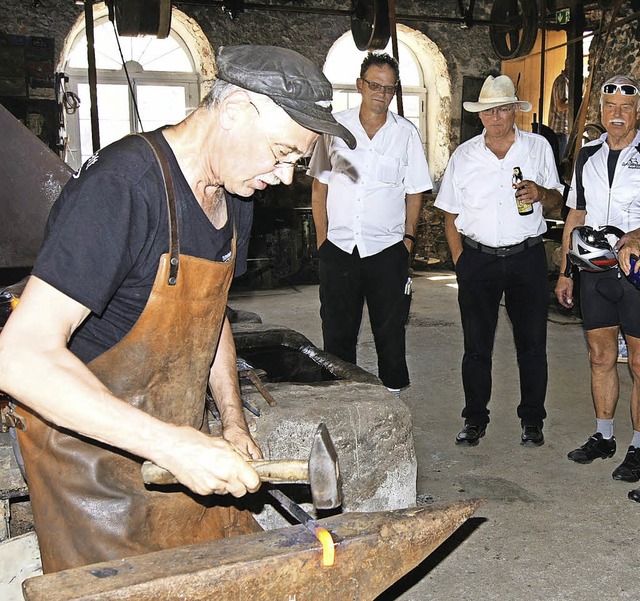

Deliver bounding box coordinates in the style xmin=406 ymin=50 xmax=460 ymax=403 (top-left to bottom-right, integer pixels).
xmin=249 ymin=102 xmax=298 ymax=171
xmin=361 ymin=78 xmax=397 ymax=95
xmin=602 ymin=83 xmax=639 ymax=96
xmin=479 ymin=105 xmax=515 ymax=117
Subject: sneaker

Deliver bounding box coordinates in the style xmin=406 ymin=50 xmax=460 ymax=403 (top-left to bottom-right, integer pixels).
xmin=612 ymin=446 xmax=640 ymax=482
xmin=386 ymin=388 xmax=401 ymax=399
xmin=567 ymin=433 xmax=616 ymax=464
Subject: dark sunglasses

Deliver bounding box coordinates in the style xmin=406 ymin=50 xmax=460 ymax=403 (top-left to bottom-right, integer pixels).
xmin=602 ymin=83 xmax=639 ymax=96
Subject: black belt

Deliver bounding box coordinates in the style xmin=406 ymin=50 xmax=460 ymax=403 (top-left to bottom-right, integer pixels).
xmin=463 ymin=235 xmax=543 ymax=257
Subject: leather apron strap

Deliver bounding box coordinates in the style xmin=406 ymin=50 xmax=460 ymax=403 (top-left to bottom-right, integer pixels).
xmin=16 ymin=132 xmax=260 ymax=573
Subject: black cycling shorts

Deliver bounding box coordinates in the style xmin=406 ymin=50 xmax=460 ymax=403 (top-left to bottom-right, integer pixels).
xmin=579 ymin=268 xmax=640 ymax=336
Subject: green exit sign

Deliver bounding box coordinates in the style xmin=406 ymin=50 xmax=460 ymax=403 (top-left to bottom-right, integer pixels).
xmin=556 ymin=8 xmax=570 ymax=25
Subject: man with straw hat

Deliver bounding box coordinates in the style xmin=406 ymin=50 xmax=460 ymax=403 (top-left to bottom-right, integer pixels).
xmin=435 ymin=74 xmax=563 ymax=448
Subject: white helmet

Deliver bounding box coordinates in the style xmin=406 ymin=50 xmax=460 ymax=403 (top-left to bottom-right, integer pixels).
xmin=567 ymin=225 xmax=624 ymax=272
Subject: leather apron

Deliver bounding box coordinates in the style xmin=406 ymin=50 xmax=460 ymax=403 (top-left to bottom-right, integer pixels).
xmin=15 ymin=134 xmax=261 ymax=573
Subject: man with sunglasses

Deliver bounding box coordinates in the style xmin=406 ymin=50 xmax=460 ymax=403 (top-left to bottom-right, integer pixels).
xmin=556 ymin=75 xmax=640 ymax=495
xmin=436 ymin=74 xmax=563 ymax=447
xmin=308 ymin=52 xmax=432 ymax=398
xmin=0 ymin=45 xmax=356 ymax=572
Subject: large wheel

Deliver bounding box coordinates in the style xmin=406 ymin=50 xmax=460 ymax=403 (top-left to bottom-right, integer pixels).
xmin=109 ymin=0 xmax=172 ymax=39
xmin=351 ymin=0 xmax=391 ymax=51
xmin=490 ymin=0 xmax=539 ymax=60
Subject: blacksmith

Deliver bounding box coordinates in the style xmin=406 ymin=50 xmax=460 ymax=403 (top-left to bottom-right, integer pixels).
xmin=0 ymin=45 xmax=355 ymax=572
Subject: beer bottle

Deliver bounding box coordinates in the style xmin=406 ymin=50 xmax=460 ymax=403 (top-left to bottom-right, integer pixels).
xmin=512 ymin=167 xmax=533 ymax=216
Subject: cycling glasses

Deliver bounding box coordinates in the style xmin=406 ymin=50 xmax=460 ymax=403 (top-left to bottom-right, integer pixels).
xmin=602 ymin=83 xmax=639 ymax=96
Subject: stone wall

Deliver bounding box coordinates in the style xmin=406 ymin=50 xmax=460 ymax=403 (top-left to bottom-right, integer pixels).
xmin=0 ymin=1 xmax=81 ymax=62
xmin=418 ymin=192 xmax=451 ymax=267
xmin=586 ymin=8 xmax=640 ymax=125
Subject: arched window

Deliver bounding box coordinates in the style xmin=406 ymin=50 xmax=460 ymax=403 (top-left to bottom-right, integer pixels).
xmin=63 ymin=15 xmax=199 ymax=170
xmin=323 ymin=28 xmax=452 ymax=183
xmin=323 ymin=35 xmax=427 ymax=151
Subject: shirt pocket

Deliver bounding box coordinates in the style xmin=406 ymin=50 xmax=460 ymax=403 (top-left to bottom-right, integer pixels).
xmin=376 ymin=153 xmax=403 ymax=185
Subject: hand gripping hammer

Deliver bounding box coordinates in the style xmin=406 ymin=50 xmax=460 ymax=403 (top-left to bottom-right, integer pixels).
xmin=141 ymin=422 xmax=342 ymax=510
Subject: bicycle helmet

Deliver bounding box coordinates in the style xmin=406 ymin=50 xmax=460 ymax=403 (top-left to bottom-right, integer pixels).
xmin=567 ymin=225 xmax=624 ymax=272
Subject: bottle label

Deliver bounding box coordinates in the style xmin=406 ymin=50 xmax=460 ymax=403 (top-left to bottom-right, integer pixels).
xmin=512 ymin=166 xmax=533 ymax=215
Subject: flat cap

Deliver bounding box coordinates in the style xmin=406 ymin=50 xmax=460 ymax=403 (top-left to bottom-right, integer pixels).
xmin=216 ymin=45 xmax=356 ymax=149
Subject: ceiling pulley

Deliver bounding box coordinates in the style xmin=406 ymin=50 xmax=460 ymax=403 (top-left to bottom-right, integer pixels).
xmin=489 ymin=0 xmax=539 ymax=60
xmin=351 ymin=0 xmax=391 ymax=51
xmin=107 ymin=0 xmax=172 ymax=39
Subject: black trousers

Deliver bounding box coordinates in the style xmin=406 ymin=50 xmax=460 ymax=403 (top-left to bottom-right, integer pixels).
xmin=455 ymin=241 xmax=549 ymax=426
xmin=318 ymin=240 xmax=410 ymax=389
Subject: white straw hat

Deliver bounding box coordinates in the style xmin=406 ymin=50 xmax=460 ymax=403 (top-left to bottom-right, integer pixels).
xmin=463 ymin=75 xmax=532 ymax=113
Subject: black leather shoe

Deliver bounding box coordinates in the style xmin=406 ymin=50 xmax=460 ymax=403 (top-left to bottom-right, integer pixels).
xmin=521 ymin=424 xmax=544 ymax=446
xmin=629 ymin=487 xmax=640 ymax=502
xmin=455 ymin=423 xmax=486 ymax=446
xmin=567 ymin=433 xmax=616 ymax=464
xmin=612 ymin=446 xmax=640 ymax=482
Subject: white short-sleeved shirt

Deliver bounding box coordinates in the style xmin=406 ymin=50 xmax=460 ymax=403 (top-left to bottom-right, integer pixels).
xmin=307 ymin=107 xmax=432 ymax=257
xmin=435 ymin=127 xmax=563 ymax=247
xmin=566 ymin=131 xmax=640 ymax=232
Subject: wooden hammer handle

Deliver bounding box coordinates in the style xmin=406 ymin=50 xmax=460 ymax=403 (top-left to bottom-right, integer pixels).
xmin=141 ymin=459 xmax=309 ymax=486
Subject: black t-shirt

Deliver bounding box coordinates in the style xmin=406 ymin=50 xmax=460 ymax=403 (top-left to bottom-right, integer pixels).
xmin=608 ymin=149 xmax=621 ymax=187
xmin=32 ymin=129 xmax=253 ymax=363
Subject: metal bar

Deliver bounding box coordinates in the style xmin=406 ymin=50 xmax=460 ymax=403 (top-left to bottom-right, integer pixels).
xmin=388 ymin=0 xmax=404 ymax=117
xmin=511 ymin=9 xmax=640 ymax=59
xmin=538 ymin=0 xmax=546 ymax=124
xmin=174 ymin=1 xmax=493 ymax=24
xmin=567 ymin=1 xmax=585 ymax=157
xmin=244 ymin=369 xmax=277 ymax=406
xmin=267 ymin=488 xmax=319 ymax=537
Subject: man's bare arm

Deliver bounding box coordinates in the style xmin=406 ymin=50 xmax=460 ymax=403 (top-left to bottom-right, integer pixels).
xmin=404 ymin=193 xmax=424 ymax=252
xmin=208 ymin=316 xmax=262 ymax=460
xmin=0 ymin=276 xmax=259 ymax=497
xmin=554 ymin=208 xmax=585 ymax=308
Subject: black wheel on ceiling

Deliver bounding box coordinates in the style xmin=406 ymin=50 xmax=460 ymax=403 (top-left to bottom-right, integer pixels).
xmin=107 ymin=0 xmax=172 ymax=39
xmin=489 ymin=0 xmax=539 ymax=60
xmin=351 ymin=0 xmax=391 ymax=52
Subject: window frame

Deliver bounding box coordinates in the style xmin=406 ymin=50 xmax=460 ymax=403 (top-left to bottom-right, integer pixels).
xmin=63 ymin=17 xmax=199 ymax=170
xmin=325 ymin=38 xmax=428 ymax=154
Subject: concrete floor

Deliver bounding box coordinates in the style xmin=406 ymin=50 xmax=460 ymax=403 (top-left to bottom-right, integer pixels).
xmin=229 ymin=269 xmax=640 ymax=601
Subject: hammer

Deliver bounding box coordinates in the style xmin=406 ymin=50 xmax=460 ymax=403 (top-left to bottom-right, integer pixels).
xmin=141 ymin=422 xmax=342 ymax=510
